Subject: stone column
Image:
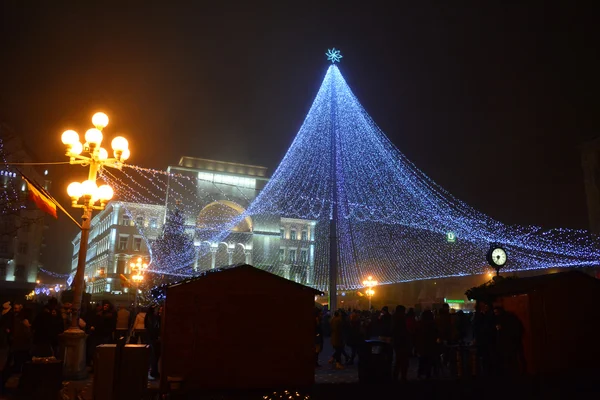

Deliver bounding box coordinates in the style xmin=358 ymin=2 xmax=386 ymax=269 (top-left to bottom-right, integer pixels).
xmin=282 ymin=265 xmax=291 ymax=280
xmin=306 ymin=266 xmax=313 ymax=285
xmin=244 ymin=250 xmax=252 ymax=265
xmin=210 ymin=247 xmax=217 ymax=269
xmin=193 ymin=246 xmax=200 ymax=271
xmin=227 ymin=249 xmax=234 ymax=265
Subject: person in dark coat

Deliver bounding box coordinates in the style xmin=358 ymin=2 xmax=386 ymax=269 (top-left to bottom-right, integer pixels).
xmin=378 ymin=306 xmax=392 ymax=342
xmin=416 ymin=310 xmax=439 ymax=379
xmin=392 ymin=305 xmax=410 ymax=381
xmin=473 ymin=302 xmax=496 ymax=376
xmin=329 ymin=311 xmax=345 ymax=369
xmin=145 ymin=305 xmax=161 ymax=379
xmin=86 ymin=303 xmax=104 ymax=367
xmin=345 ymin=311 xmax=363 ymax=365
xmin=10 ymin=304 xmax=32 ymax=373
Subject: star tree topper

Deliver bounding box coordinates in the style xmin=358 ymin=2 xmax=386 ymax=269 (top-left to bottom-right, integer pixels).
xmin=326 ymin=48 xmax=343 ymax=63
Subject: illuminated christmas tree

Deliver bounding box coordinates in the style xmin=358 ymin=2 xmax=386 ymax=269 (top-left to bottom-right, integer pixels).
xmin=150 ymin=207 xmax=195 ymax=280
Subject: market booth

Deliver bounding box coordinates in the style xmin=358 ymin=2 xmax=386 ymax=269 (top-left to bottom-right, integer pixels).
xmin=159 ymin=264 xmax=323 ymax=391
xmin=483 ymin=270 xmax=600 ymax=376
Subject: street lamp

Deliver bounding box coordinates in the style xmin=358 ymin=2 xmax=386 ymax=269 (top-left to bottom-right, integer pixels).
xmin=61 ymin=112 xmax=131 ymax=379
xmin=362 ymin=275 xmax=377 ymax=310
xmin=129 ymin=257 xmax=148 ymax=308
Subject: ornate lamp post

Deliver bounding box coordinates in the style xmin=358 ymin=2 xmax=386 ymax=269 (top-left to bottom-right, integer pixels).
xmin=60 ymin=112 xmax=131 ymax=379
xmin=362 ymin=275 xmax=377 ymax=310
xmin=130 ymin=257 xmax=148 ymax=308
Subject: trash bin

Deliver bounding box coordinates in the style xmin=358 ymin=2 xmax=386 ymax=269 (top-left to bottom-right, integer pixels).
xmin=358 ymin=340 xmax=393 ymax=383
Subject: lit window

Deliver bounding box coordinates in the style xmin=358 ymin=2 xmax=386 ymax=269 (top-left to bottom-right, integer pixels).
xmin=118 ymin=236 xmax=128 ymax=251
xmin=150 ymin=218 xmax=158 ymax=228
xmin=135 ymin=217 xmax=144 ymax=227
xmin=290 ymin=230 xmax=297 ymax=240
xmin=300 ymin=250 xmax=308 ymax=263
xmin=122 ymin=215 xmax=131 ymax=226
xmin=106 ymin=284 xmax=111 ymax=292
xmin=278 ymin=248 xmax=285 ymax=261
xmin=289 ymin=249 xmax=296 ymax=263
xmin=133 ymin=237 xmax=142 ymax=251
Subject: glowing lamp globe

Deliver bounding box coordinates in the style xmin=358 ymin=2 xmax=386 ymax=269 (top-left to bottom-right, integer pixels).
xmin=97 ymin=184 xmax=114 ymax=201
xmin=70 ymin=141 xmax=83 ymax=155
xmin=85 ymin=128 xmax=103 ymax=146
xmin=80 ymin=180 xmax=98 ymax=198
xmin=67 ymin=182 xmax=83 ymax=199
xmin=92 ymin=112 xmax=109 ymax=129
xmin=61 ymin=130 xmax=79 ymax=146
xmin=111 ymin=136 xmax=128 ymax=152
xmin=98 ymin=147 xmax=109 ymax=161
xmin=121 ymin=148 xmax=130 ymax=161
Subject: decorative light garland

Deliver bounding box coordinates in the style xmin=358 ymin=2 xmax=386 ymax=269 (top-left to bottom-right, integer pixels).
xmin=43 ymin=65 xmax=600 ymax=293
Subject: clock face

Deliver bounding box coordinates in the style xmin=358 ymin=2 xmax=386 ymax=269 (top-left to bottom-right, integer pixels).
xmin=491 ymin=248 xmax=507 ymax=266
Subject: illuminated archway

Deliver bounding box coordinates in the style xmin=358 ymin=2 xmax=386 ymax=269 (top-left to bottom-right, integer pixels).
xmin=197 ymin=200 xmax=253 ymax=232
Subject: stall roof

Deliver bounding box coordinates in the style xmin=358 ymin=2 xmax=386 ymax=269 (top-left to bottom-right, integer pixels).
xmin=164 ymin=264 xmax=324 ymax=296
xmin=485 ymin=270 xmax=600 ymax=297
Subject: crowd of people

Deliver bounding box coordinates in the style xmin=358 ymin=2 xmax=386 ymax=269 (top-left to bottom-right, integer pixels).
xmin=315 ymin=302 xmax=525 ymax=380
xmin=0 ymin=297 xmax=163 ymax=395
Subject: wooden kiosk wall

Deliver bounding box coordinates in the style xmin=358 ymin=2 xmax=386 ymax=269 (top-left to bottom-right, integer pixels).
xmin=160 ymin=266 xmax=318 ymax=391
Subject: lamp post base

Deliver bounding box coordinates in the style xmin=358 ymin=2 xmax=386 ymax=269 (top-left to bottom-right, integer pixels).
xmin=59 ymin=328 xmax=88 ymax=380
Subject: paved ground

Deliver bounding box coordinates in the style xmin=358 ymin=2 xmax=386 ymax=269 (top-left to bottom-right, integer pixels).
xmin=3 ymin=341 xmax=598 ymax=399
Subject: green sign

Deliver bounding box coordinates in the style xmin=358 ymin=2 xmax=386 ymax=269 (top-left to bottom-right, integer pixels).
xmin=444 ymin=299 xmax=465 ymax=304
xmin=446 ymin=232 xmax=456 ymax=243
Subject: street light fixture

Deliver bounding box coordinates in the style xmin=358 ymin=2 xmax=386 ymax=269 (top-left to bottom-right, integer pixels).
xmin=129 ymin=257 xmax=148 ymax=308
xmin=60 ymin=112 xmax=131 ymax=379
xmin=362 ymin=275 xmax=377 ymax=310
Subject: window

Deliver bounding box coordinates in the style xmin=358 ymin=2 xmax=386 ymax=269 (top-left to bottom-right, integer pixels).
xmin=280 ymin=229 xmax=285 ymax=239
xmin=121 ymin=215 xmax=131 ymax=226
xmin=118 ymin=236 xmax=128 ymax=251
xmin=278 ymin=248 xmax=285 ymax=262
xmin=301 ymin=230 xmax=308 ymax=241
xmin=133 ymin=237 xmax=142 ymax=251
xmin=135 ymin=216 xmax=144 ymax=227
xmin=289 ymin=249 xmax=296 ymax=263
xmin=106 ymin=284 xmax=111 ymax=293
xmin=290 ymin=230 xmax=297 ymax=240
xmin=300 ymin=250 xmax=308 ymax=263
xmin=150 ymin=218 xmax=158 ymax=229
xmin=18 ymin=242 xmax=28 ymax=254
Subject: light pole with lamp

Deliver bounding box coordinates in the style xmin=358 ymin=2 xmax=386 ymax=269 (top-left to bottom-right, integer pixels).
xmin=362 ymin=276 xmax=377 ymax=310
xmin=60 ymin=112 xmax=131 ymax=379
xmin=130 ymin=257 xmax=148 ymax=308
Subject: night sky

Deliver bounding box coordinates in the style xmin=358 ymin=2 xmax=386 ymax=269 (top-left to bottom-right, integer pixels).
xmin=1 ymin=1 xmax=597 ymax=274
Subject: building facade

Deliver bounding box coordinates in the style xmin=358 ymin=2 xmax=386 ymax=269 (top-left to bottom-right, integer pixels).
xmin=70 ymin=201 xmax=166 ymax=297
xmin=70 ymin=157 xmax=320 ymax=299
xmin=1 ymin=123 xmax=51 ymax=299
xmin=168 ymin=156 xmax=316 ymax=284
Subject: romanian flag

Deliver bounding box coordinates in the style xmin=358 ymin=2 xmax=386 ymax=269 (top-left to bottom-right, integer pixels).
xmin=23 ymin=175 xmax=57 ymax=219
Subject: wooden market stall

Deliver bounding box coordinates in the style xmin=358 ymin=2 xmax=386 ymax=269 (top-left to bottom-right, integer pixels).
xmin=482 ymin=270 xmax=600 ymax=376
xmin=159 ymin=264 xmax=323 ymax=391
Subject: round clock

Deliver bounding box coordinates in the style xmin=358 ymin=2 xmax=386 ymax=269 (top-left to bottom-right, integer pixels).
xmin=487 ymin=245 xmax=507 ymax=269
